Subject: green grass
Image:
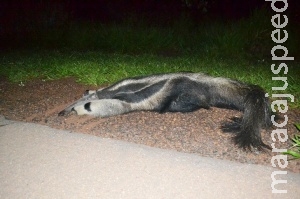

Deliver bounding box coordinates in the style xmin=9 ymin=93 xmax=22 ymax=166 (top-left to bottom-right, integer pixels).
xmin=283 ymin=124 xmax=300 ymax=160
xmin=1 ymin=50 xmax=299 ymax=107
xmin=1 ymin=7 xmax=299 ymax=107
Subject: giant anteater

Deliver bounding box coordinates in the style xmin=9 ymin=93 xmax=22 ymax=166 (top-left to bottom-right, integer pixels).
xmin=59 ymin=72 xmax=272 ymax=150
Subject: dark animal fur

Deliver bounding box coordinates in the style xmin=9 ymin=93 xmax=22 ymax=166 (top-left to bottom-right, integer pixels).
xmin=59 ymin=72 xmax=272 ymax=150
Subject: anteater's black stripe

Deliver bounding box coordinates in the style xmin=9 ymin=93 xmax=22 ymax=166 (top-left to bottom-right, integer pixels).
xmin=112 ymin=83 xmax=149 ymax=93
xmin=112 ymin=80 xmax=167 ymax=103
xmin=97 ymin=83 xmax=150 ymax=99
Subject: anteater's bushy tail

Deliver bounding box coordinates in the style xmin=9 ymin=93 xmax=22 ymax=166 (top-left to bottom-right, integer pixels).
xmin=222 ymin=85 xmax=272 ymax=150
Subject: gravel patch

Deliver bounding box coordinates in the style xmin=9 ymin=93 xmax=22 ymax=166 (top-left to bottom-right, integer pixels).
xmin=1 ymin=77 xmax=299 ymax=173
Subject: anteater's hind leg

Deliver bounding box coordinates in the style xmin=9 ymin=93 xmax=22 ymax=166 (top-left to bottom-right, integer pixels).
xmin=159 ymin=77 xmax=211 ymax=113
xmin=165 ymin=92 xmax=210 ymax=113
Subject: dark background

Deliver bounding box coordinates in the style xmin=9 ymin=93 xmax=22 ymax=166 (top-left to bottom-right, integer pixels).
xmin=1 ymin=0 xmax=298 ymax=30
xmin=0 ymin=0 xmax=299 ymax=55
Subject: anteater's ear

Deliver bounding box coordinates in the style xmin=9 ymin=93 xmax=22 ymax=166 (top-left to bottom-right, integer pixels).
xmin=83 ymin=90 xmax=90 ymax=96
xmin=83 ymin=90 xmax=96 ymax=96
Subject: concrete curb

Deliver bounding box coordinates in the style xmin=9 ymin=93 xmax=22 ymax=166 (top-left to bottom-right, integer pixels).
xmin=0 ymin=117 xmax=299 ymax=198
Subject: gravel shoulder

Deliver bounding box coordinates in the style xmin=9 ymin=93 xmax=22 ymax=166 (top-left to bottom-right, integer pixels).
xmin=1 ymin=77 xmax=299 ymax=173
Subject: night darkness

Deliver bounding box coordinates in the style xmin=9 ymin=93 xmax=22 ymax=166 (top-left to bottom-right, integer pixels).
xmin=1 ymin=0 xmax=268 ymax=25
xmin=1 ymin=1 xmax=299 ymax=38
